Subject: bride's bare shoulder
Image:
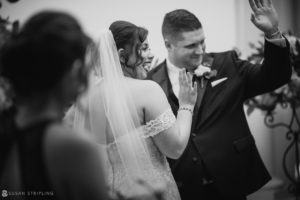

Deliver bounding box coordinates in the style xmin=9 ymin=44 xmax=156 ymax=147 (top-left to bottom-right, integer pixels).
xmin=129 ymin=79 xmax=163 ymax=94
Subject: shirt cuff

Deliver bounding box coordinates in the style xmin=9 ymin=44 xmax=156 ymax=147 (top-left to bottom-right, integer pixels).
xmin=265 ymin=36 xmax=286 ymax=48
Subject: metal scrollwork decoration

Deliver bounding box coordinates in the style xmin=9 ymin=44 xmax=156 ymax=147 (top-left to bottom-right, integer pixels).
xmin=244 ymin=32 xmax=300 ymax=198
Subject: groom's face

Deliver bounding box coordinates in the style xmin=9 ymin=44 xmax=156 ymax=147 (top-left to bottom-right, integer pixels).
xmin=167 ymin=28 xmax=206 ymax=71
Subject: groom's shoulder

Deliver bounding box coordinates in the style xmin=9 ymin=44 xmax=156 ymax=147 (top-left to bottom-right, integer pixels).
xmin=147 ymin=60 xmax=167 ymax=79
xmin=207 ymin=51 xmax=235 ymax=58
xmin=212 ymin=50 xmax=239 ymax=58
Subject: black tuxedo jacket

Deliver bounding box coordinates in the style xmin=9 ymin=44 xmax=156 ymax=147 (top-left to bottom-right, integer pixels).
xmin=147 ymin=39 xmax=291 ymax=198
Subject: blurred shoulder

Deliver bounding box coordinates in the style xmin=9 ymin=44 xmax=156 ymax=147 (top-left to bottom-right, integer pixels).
xmin=43 ymin=122 xmax=106 ymax=199
xmin=45 ymin=122 xmax=96 ymax=157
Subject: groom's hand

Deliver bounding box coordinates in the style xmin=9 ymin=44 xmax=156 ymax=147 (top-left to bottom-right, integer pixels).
xmin=249 ymin=0 xmax=280 ymax=38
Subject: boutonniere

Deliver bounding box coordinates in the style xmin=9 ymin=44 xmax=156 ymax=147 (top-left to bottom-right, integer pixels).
xmin=193 ymin=56 xmax=217 ymax=88
xmin=194 ymin=65 xmax=217 ymax=79
xmin=194 ymin=55 xmax=217 ymax=79
xmin=194 ymin=66 xmax=218 ymax=88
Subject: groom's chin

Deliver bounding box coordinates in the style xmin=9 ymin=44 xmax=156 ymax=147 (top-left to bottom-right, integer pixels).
xmin=188 ymin=64 xmax=200 ymax=71
xmin=190 ymin=59 xmax=203 ymax=69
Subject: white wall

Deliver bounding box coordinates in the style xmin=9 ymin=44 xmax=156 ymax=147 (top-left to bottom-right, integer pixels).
xmin=2 ymin=0 xmax=237 ymax=61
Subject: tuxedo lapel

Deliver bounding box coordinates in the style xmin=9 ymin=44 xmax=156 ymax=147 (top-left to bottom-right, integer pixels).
xmin=191 ymin=77 xmax=208 ymax=130
xmin=151 ymin=61 xmax=179 ymax=113
xmin=195 ymin=53 xmax=229 ymax=130
xmin=193 ymin=54 xmax=216 ymax=130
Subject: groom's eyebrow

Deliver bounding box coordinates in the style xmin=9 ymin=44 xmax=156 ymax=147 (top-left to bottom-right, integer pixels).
xmin=185 ymin=39 xmax=206 ymax=47
xmin=184 ymin=42 xmax=199 ymax=48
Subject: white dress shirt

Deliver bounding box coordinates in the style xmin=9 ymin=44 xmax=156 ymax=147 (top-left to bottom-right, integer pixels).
xmin=166 ymin=59 xmax=182 ymax=98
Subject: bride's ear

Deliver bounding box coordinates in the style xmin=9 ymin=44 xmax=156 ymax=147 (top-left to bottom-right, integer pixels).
xmin=118 ymin=48 xmax=126 ymax=64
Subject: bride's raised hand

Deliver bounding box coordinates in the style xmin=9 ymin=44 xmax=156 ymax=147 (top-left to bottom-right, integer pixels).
xmin=178 ymin=69 xmax=197 ymax=107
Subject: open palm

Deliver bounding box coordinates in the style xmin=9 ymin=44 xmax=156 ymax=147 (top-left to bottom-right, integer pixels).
xmin=249 ymin=0 xmax=279 ymax=35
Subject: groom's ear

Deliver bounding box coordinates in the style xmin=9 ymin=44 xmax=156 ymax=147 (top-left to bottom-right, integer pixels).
xmin=164 ymin=39 xmax=172 ymax=50
xmin=118 ymin=48 xmax=126 ymax=64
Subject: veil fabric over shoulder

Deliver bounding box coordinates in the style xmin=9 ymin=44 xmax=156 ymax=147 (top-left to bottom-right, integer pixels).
xmin=67 ymin=30 xmax=159 ymax=196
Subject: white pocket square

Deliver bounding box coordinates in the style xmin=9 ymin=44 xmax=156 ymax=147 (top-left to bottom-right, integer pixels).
xmin=211 ymin=77 xmax=228 ymax=87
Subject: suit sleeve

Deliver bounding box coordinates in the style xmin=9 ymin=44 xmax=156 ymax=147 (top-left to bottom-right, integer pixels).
xmin=235 ymin=38 xmax=291 ymax=100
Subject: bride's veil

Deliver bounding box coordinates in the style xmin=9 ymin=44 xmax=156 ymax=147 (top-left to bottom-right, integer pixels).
xmin=68 ymin=30 xmax=157 ymax=195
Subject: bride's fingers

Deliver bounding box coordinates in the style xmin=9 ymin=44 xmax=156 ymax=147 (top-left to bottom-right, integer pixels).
xmin=192 ymin=82 xmax=197 ymax=96
xmin=187 ymin=72 xmax=193 ymax=87
xmin=181 ymin=69 xmax=188 ymax=87
xmin=179 ymin=69 xmax=183 ymax=84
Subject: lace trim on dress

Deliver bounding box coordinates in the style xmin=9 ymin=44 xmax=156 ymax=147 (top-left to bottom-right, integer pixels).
xmin=142 ymin=108 xmax=176 ymax=138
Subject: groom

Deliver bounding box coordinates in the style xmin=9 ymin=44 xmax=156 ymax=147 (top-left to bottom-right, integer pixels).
xmin=147 ymin=0 xmax=291 ymax=199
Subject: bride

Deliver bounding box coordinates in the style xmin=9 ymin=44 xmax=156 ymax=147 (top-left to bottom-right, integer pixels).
xmin=65 ymin=21 xmax=197 ymax=200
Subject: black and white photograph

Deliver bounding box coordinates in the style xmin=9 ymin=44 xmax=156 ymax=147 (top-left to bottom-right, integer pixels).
xmin=0 ymin=0 xmax=299 ymax=199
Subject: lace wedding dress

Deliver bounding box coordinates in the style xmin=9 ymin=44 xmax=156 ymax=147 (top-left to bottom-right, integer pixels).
xmin=106 ymin=108 xmax=181 ymax=200
xmin=65 ymin=30 xmax=181 ymax=200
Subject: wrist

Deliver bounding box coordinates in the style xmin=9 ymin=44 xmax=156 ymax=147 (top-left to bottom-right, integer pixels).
xmin=265 ymin=28 xmax=282 ymax=39
xmin=178 ymin=104 xmax=194 ymax=114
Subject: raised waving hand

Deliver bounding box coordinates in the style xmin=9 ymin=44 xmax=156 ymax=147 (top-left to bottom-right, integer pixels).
xmin=249 ymin=0 xmax=279 ymax=37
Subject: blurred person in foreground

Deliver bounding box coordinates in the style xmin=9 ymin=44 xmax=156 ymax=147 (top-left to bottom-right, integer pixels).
xmin=0 ymin=10 xmax=108 ymax=200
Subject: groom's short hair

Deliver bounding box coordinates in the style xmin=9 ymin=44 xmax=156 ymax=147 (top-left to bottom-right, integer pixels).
xmin=162 ymin=9 xmax=202 ymax=39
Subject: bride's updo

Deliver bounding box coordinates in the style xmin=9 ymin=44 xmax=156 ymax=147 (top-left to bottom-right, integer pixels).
xmin=109 ymin=20 xmax=148 ymax=70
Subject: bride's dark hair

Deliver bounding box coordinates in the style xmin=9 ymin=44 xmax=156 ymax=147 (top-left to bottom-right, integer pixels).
xmin=109 ymin=20 xmax=148 ymax=68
